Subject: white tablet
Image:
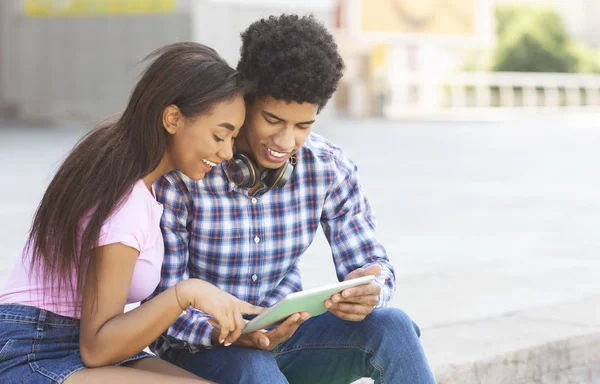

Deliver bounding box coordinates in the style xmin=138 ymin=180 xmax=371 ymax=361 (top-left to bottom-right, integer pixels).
xmin=242 ymin=275 xmax=375 ymax=334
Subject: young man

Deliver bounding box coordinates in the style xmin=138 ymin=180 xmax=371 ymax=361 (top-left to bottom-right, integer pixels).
xmin=150 ymin=14 xmax=435 ymax=384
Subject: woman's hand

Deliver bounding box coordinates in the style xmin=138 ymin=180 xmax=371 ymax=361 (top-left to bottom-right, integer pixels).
xmin=177 ymin=279 xmax=264 ymax=345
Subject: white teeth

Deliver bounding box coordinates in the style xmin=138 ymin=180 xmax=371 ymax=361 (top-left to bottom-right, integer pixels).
xmin=202 ymin=159 xmax=217 ymax=167
xmin=266 ymin=147 xmax=286 ymax=158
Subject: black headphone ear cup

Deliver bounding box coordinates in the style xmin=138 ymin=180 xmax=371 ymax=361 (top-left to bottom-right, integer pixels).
xmin=265 ymin=161 xmax=294 ymax=189
xmin=227 ymin=152 xmax=260 ymax=189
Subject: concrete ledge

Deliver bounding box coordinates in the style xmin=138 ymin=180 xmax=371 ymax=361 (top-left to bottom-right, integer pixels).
xmin=434 ymin=333 xmax=600 ymax=384
xmin=423 ymin=296 xmax=600 ymax=383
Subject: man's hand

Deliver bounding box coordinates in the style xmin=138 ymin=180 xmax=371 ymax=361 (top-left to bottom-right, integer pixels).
xmin=324 ymin=264 xmax=382 ymax=321
xmin=210 ymin=311 xmax=310 ymax=350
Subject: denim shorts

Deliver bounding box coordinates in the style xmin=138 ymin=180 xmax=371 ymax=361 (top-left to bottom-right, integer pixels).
xmin=0 ymin=304 xmax=154 ymax=383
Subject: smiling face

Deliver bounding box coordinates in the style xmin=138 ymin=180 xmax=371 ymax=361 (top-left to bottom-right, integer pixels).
xmin=164 ymin=94 xmax=246 ymax=181
xmin=235 ymin=97 xmax=319 ymax=172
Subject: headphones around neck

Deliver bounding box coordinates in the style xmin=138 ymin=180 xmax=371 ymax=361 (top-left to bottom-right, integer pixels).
xmin=226 ymin=151 xmax=297 ymax=191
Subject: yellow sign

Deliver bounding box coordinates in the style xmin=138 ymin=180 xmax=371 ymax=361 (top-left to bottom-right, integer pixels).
xmin=370 ymin=44 xmax=389 ymax=78
xmin=24 ymin=0 xmax=177 ymax=17
xmin=360 ymin=0 xmax=476 ymax=36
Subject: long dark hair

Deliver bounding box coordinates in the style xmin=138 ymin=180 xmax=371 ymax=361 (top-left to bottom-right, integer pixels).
xmin=27 ymin=42 xmax=245 ymax=314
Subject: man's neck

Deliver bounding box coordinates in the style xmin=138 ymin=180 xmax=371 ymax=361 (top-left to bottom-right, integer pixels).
xmin=235 ymin=135 xmax=267 ymax=174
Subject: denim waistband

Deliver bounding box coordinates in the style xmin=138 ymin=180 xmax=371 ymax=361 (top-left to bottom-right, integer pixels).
xmin=0 ymin=304 xmax=79 ymax=328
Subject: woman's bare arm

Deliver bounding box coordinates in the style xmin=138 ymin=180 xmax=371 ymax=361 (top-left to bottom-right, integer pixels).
xmin=78 ymin=242 xmax=262 ymax=367
xmin=79 ymin=243 xmax=185 ymax=367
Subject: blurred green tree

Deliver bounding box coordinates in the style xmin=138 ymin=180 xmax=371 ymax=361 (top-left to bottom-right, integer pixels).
xmin=468 ymin=5 xmax=600 ymax=73
xmin=569 ymin=41 xmax=600 ymax=73
xmin=492 ymin=7 xmax=576 ymax=72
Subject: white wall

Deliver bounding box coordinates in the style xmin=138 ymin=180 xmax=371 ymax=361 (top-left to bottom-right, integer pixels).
xmin=551 ymin=0 xmax=600 ymax=47
xmin=190 ymin=0 xmax=335 ymax=68
xmin=189 ymin=0 xmax=336 ymax=116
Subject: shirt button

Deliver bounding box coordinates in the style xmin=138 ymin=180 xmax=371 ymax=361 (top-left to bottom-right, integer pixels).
xmin=254 ymin=236 xmax=260 ymax=243
xmin=251 ymin=274 xmax=258 ymax=282
xmin=251 ymin=198 xmax=258 ymax=204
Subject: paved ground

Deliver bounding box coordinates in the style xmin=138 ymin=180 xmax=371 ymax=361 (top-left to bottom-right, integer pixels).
xmin=1 ymin=113 xmax=599 ymax=382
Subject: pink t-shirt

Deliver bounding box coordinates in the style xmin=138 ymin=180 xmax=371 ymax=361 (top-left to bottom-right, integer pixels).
xmin=0 ymin=180 xmax=164 ymax=318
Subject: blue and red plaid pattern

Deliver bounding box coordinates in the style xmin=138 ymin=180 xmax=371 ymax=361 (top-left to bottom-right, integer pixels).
xmin=148 ymin=133 xmax=395 ymax=355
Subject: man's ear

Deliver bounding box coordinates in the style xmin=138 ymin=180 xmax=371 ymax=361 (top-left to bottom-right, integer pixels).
xmin=162 ymin=105 xmax=181 ymax=134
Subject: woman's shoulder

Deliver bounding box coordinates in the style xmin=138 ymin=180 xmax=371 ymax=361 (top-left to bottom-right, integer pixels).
xmin=104 ymin=180 xmax=159 ymax=230
xmin=97 ymin=180 xmax=161 ymax=250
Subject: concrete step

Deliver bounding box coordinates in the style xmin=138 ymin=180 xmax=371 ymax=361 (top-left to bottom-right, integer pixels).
xmin=424 ymin=295 xmax=600 ymax=383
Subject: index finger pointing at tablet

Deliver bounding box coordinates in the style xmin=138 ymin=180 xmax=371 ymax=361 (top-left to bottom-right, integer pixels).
xmin=240 ymin=301 xmax=265 ymax=315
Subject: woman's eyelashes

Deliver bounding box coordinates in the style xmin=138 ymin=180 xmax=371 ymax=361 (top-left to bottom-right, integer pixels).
xmin=213 ymin=134 xmax=224 ymax=143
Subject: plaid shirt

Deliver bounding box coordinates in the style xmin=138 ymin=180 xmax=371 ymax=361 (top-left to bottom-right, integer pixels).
xmin=148 ymin=132 xmax=395 ymax=355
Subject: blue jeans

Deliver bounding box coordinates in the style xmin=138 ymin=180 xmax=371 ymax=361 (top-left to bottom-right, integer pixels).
xmin=164 ymin=308 xmax=436 ymax=384
xmin=0 ymin=304 xmax=153 ymax=383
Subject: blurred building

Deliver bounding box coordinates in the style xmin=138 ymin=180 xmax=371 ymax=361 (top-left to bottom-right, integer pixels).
xmin=2 ymin=0 xmax=595 ymax=123
xmin=0 ymin=0 xmax=333 ymax=123
xmin=334 ymin=0 xmax=495 ymax=118
xmin=335 ymin=0 xmax=600 ymax=119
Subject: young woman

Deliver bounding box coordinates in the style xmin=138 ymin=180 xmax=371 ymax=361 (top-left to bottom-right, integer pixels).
xmin=0 ymin=42 xmax=261 ymax=383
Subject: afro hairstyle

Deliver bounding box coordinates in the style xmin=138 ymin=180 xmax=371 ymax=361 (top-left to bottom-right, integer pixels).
xmin=237 ymin=14 xmax=345 ymax=111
